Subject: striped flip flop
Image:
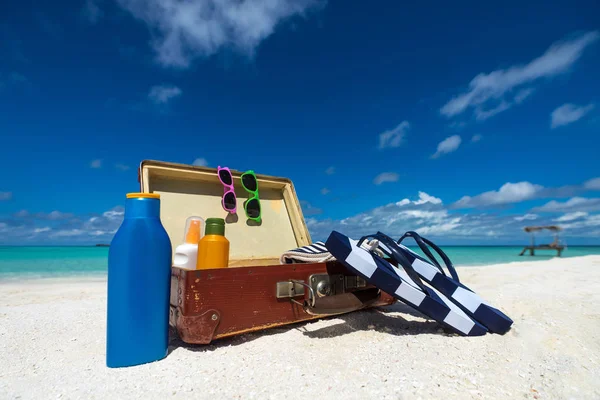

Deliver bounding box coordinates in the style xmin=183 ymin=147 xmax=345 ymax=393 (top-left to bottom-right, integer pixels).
xmin=325 ymin=231 xmax=487 ymax=336
xmin=392 ymin=231 xmax=513 ymax=334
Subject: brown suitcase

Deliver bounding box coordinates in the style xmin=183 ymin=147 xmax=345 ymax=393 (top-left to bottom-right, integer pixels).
xmin=138 ymin=160 xmax=396 ymax=344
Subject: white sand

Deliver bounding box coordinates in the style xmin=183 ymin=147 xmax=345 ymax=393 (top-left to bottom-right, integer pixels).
xmin=1 ymin=256 xmax=599 ymax=400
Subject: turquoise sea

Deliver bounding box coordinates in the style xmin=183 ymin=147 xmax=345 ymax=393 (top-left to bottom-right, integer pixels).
xmin=1 ymin=245 xmax=599 ymax=280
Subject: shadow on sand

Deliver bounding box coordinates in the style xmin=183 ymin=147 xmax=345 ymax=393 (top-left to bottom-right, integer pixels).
xmin=167 ymin=302 xmax=457 ymax=355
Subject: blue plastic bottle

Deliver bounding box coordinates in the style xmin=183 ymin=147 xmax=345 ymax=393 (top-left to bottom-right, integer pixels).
xmin=106 ymin=193 xmax=172 ymax=368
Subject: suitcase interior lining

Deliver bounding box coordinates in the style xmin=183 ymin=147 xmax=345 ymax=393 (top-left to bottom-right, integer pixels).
xmin=140 ymin=161 xmax=311 ymax=268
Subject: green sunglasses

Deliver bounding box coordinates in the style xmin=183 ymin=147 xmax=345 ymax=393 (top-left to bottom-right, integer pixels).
xmin=241 ymin=170 xmax=261 ymax=223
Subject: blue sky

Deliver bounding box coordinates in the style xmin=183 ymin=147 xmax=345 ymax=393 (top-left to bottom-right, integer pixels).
xmin=1 ymin=0 xmax=599 ymax=245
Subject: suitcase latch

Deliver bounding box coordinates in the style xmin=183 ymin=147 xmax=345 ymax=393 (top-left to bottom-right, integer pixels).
xmin=344 ymin=275 xmax=368 ymax=290
xmin=309 ymin=273 xmax=343 ymax=297
xmin=276 ymin=274 xmax=376 ymax=316
xmin=308 ymin=273 xmax=367 ymax=295
xmin=275 ymin=280 xmax=306 ymax=299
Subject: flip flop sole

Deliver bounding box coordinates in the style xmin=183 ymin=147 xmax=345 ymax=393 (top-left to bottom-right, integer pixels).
xmin=397 ymin=244 xmax=513 ymax=334
xmin=325 ymin=231 xmax=487 ymax=336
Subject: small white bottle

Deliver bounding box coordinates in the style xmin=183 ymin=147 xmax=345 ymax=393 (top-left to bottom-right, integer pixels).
xmin=173 ymin=216 xmax=205 ymax=270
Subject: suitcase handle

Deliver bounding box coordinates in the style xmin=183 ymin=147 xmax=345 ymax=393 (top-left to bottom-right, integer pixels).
xmin=288 ymin=279 xmax=317 ymax=308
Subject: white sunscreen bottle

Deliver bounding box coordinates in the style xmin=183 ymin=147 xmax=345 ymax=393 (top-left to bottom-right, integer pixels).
xmin=173 ymin=216 xmax=205 ymax=270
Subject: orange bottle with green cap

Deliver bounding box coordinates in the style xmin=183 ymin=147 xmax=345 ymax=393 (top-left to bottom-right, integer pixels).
xmin=196 ymin=218 xmax=229 ymax=269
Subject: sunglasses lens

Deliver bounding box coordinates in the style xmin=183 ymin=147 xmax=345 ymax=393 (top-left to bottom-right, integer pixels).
xmin=219 ymin=169 xmax=233 ymax=186
xmin=242 ymin=174 xmax=257 ymax=192
xmin=246 ymin=198 xmax=260 ymax=218
xmin=223 ymin=192 xmax=236 ymax=210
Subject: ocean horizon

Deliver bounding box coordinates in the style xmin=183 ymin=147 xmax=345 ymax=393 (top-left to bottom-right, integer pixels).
xmin=1 ymin=245 xmax=599 ymax=280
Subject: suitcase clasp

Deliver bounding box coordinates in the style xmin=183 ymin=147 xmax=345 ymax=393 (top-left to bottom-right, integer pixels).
xmin=276 ymin=274 xmax=379 ymax=316
xmin=275 ymin=280 xmax=310 ymax=302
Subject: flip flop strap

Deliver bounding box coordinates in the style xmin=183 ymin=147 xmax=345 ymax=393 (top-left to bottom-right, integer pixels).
xmin=398 ymin=231 xmax=444 ymax=273
xmin=398 ymin=231 xmax=460 ymax=283
xmin=358 ymin=233 xmax=429 ymax=293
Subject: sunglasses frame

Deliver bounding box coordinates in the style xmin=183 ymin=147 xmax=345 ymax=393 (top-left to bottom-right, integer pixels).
xmin=240 ymin=170 xmax=261 ymax=223
xmin=217 ymin=166 xmax=237 ymax=214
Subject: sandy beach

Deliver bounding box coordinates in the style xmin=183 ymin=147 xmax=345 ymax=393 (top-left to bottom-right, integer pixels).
xmin=1 ymin=255 xmax=599 ymax=400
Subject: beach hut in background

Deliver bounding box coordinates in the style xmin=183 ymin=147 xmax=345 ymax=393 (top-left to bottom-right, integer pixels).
xmin=519 ymin=225 xmax=565 ymax=257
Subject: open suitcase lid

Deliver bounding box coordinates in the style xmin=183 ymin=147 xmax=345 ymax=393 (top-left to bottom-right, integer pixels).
xmin=138 ymin=160 xmax=312 ymax=267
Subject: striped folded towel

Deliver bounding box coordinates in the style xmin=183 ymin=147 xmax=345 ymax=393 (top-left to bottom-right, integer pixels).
xmin=279 ymin=239 xmax=383 ymax=264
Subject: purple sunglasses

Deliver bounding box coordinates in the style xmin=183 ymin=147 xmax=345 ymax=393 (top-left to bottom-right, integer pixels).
xmin=217 ymin=166 xmax=237 ymax=214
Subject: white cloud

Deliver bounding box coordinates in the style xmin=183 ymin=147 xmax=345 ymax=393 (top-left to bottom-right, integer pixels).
xmin=192 ymin=158 xmax=208 ymax=167
xmin=14 ymin=211 xmax=74 ymax=221
xmin=558 ymin=214 xmax=600 ymax=230
xmin=397 ymin=210 xmax=444 ymax=219
xmin=378 ymin=121 xmax=409 ymax=149
xmin=102 ymin=209 xmax=125 ymax=219
xmin=550 ymin=103 xmax=595 ymax=128
xmin=46 ymin=211 xmax=73 ymax=220
xmin=82 ymin=0 xmax=103 ymax=24
xmin=396 ymin=192 xmax=442 ymax=207
xmin=514 ymin=88 xmax=535 ymax=104
xmin=0 ymin=192 xmax=12 ymax=201
xmin=332 ymin=193 xmax=456 ymax=237
xmin=396 ymin=210 xmax=461 ymax=235
xmin=416 ymin=193 xmax=442 ymax=206
xmin=471 ymin=134 xmax=482 ymax=143
xmin=454 ymin=182 xmax=544 ymax=208
xmin=533 ymin=197 xmax=600 ymax=213
xmin=325 ymin=166 xmax=335 ymax=175
xmin=554 ymin=212 xmax=588 ymax=222
xmin=440 ymin=31 xmax=599 ymax=120
xmin=115 ymin=0 xmax=324 ymax=68
xmin=320 ymin=188 xmax=330 ymax=195
xmin=0 ymin=205 xmax=124 ymax=244
xmin=515 ymin=213 xmax=538 ymax=221
xmin=148 ymin=85 xmax=182 ymax=104
xmin=414 ymin=191 xmax=442 ymax=205
xmin=584 ymin=177 xmax=600 ymax=190
xmin=51 ymin=229 xmax=85 ymax=238
xmin=431 ymin=135 xmax=461 ymax=159
xmin=373 ymin=172 xmax=399 ymax=185
xmin=474 ymin=101 xmax=511 ymax=121
xmin=417 ymin=218 xmax=462 ymax=236
xmin=90 ymin=159 xmax=102 ymax=168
